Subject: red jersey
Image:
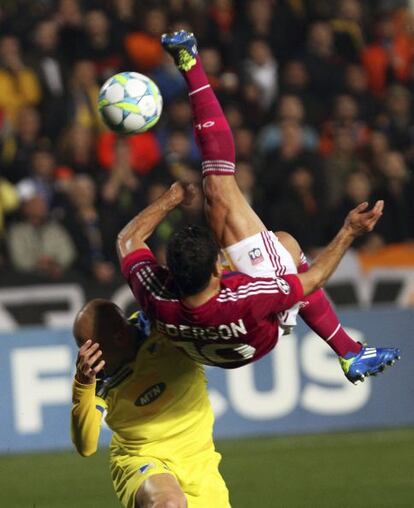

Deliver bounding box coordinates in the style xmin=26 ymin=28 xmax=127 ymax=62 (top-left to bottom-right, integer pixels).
xmin=121 ymin=248 xmax=304 ymax=368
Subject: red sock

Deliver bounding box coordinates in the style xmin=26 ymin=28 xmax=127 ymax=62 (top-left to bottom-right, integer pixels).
xmin=298 ymin=258 xmax=362 ymax=357
xmin=181 ymin=56 xmax=235 ymax=176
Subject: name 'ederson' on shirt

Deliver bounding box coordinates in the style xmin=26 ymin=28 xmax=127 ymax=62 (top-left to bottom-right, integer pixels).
xmin=121 ymin=248 xmax=304 ymax=368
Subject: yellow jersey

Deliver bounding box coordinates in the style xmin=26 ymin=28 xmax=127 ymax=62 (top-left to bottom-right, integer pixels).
xmin=71 ymin=312 xmax=230 ymax=508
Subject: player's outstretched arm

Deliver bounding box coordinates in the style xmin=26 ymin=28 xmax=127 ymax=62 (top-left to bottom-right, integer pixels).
xmin=71 ymin=340 xmax=106 ymax=457
xmin=116 ymin=182 xmax=195 ymax=262
xmin=298 ymin=201 xmax=384 ymax=296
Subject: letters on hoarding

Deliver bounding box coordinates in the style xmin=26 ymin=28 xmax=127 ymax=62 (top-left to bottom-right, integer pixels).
xmin=1 ymin=308 xmax=413 ymax=453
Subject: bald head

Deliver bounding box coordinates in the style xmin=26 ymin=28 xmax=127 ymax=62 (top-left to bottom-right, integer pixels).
xmin=73 ymin=299 xmax=128 ymax=348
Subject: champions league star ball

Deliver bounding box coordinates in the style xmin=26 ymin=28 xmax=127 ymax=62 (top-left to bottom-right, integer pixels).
xmin=98 ymin=72 xmax=163 ymax=134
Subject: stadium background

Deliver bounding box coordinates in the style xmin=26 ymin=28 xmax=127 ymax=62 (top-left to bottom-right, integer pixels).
xmin=0 ymin=0 xmax=413 ymax=506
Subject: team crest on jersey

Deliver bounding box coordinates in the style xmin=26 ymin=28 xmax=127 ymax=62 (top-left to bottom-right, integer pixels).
xmin=276 ymin=277 xmax=290 ymax=295
xmin=138 ymin=463 xmax=154 ymax=474
xmin=248 ymin=247 xmax=264 ymax=265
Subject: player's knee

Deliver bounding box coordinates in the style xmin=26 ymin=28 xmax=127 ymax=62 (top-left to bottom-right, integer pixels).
xmin=147 ymin=492 xmax=187 ymax=508
xmin=153 ymin=498 xmax=186 ymax=508
xmin=276 ymin=231 xmax=302 ymax=268
xmin=136 ymin=477 xmax=187 ymax=508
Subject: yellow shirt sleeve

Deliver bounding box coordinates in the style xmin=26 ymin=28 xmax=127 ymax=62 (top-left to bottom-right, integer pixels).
xmin=71 ymin=378 xmax=107 ymax=457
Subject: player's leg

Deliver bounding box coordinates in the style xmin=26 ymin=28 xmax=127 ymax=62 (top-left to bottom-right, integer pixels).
xmin=161 ymin=30 xmax=265 ymax=248
xmin=162 ymin=31 xmax=301 ymax=328
xmin=297 ymin=252 xmax=361 ymax=356
xmin=276 ymin=231 xmax=361 ymax=356
xmin=277 ymin=230 xmax=400 ymax=380
xmin=135 ymin=474 xmax=187 ymax=508
xmin=179 ymin=447 xmax=231 ymax=508
xmin=111 ymin=454 xmax=187 ymax=508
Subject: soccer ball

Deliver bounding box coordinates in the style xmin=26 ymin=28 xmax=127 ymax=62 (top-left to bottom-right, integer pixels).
xmin=98 ymin=72 xmax=163 ymax=134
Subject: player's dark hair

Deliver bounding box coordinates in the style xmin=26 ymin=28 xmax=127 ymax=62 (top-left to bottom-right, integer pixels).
xmin=166 ymin=225 xmax=220 ymax=296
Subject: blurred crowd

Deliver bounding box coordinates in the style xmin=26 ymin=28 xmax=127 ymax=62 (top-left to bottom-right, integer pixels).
xmin=0 ymin=0 xmax=414 ymax=284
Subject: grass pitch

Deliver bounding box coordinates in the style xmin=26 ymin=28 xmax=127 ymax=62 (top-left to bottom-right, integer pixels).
xmin=1 ymin=428 xmax=413 ymax=508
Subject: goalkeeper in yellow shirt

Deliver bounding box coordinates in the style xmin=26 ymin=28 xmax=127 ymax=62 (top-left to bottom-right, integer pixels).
xmin=71 ymin=298 xmax=230 ymax=508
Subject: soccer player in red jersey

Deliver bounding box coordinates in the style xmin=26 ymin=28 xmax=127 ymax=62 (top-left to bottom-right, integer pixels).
xmin=117 ymin=31 xmax=400 ymax=381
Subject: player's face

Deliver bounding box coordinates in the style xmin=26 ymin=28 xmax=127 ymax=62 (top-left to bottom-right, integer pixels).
xmin=97 ymin=328 xmax=137 ymax=373
xmin=88 ymin=339 xmax=119 ymax=374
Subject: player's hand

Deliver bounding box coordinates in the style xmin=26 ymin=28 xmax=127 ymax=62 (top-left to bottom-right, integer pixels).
xmin=75 ymin=340 xmax=105 ymax=385
xmin=169 ymin=181 xmax=196 ymax=206
xmin=343 ymin=200 xmax=384 ymax=238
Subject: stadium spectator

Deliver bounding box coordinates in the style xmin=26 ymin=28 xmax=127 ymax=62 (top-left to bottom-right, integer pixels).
xmin=300 ymin=22 xmax=344 ymax=101
xmin=279 ymin=60 xmax=322 ymax=125
xmin=83 ymin=9 xmax=124 ymax=82
xmin=56 ymin=0 xmax=88 ymax=65
xmin=29 ymin=18 xmax=67 ymax=141
xmin=2 ymin=107 xmax=42 ymax=183
xmin=238 ymin=80 xmax=268 ymax=129
xmin=100 ymin=137 xmax=145 ymax=227
xmin=324 ymin=127 xmax=361 ymax=207
xmin=381 ymin=84 xmax=413 ymax=154
xmin=362 ymin=13 xmax=413 ymax=96
xmin=165 ymin=129 xmax=199 ymax=169
xmin=374 ymin=151 xmax=414 ymax=242
xmin=234 ymin=126 xmax=256 ymax=163
xmin=7 ymin=193 xmax=75 ymax=277
xmin=259 ymin=120 xmax=323 ymax=210
xmin=257 ymin=95 xmax=318 ymax=156
xmin=0 ymin=35 xmax=41 ymax=125
xmin=223 ymin=102 xmax=244 ymax=130
xmin=345 ymin=64 xmax=380 ymax=122
xmin=67 ymin=60 xmax=103 ymax=130
xmin=362 ymin=129 xmax=391 ymax=181
xmin=207 ymin=0 xmax=235 ymax=37
xmin=16 ymin=146 xmax=60 ymax=208
xmin=243 ymin=38 xmax=278 ymax=110
xmin=319 ymin=94 xmax=370 ymax=156
xmin=62 ymin=174 xmax=117 ymax=283
xmin=199 ymin=47 xmax=224 ymax=92
xmin=235 ymin=0 xmax=304 ymax=62
xmin=58 ymin=123 xmax=98 ymax=176
xmin=330 ymin=0 xmax=364 ymax=62
xmin=97 ymin=130 xmax=161 ymax=175
xmin=124 ymin=8 xmax=166 ymax=71
xmin=155 ymin=97 xmax=200 ymax=162
xmin=266 ymin=165 xmax=326 ymax=252
xmin=203 ymin=0 xmax=236 ymax=63
xmin=328 ymin=170 xmax=378 ymax=250
xmin=110 ymin=0 xmax=136 ymax=33
xmin=235 ymin=0 xmax=275 ymax=56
